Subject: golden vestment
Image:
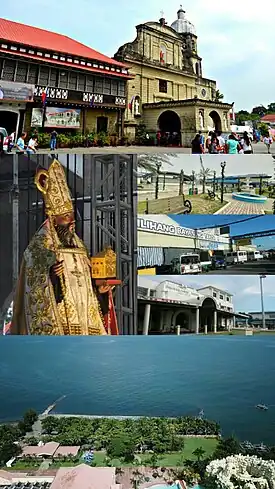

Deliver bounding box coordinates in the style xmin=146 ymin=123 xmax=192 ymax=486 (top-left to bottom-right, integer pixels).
xmin=11 ymin=220 xmax=107 ymax=335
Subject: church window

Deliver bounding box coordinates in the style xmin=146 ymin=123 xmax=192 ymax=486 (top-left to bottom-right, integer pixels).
xmin=159 ymin=45 xmax=166 ymax=64
xmin=2 ymin=60 xmax=16 ymax=81
xmin=159 ymin=79 xmax=167 ymax=93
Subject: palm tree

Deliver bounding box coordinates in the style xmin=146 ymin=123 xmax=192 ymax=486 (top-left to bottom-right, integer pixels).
xmin=192 ymin=447 xmax=206 ymax=462
xmin=214 ymin=90 xmax=224 ymax=102
xmin=199 ymin=168 xmax=212 ymax=194
xmin=138 ymin=154 xmax=177 ymax=173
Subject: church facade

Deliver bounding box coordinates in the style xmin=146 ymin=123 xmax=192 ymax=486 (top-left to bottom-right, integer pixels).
xmin=114 ymin=8 xmax=232 ymax=146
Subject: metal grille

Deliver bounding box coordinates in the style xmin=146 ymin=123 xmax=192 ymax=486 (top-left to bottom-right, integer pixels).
xmin=0 ymin=153 xmax=137 ymax=334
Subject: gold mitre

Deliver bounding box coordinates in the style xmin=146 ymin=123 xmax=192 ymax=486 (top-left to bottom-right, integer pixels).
xmin=34 ymin=159 xmax=74 ymax=217
xmin=91 ymin=246 xmax=116 ymax=279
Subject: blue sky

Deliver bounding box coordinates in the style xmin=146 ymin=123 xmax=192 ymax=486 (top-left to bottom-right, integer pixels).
xmin=1 ymin=0 xmax=274 ymax=110
xmin=170 ymin=215 xmax=275 ymax=250
xmin=138 ymin=275 xmax=275 ymax=312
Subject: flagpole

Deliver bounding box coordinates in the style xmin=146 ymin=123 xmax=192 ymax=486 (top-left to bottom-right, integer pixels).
xmin=259 ymin=275 xmax=266 ymax=330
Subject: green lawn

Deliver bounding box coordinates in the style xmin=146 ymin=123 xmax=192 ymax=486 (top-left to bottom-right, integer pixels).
xmin=6 ymin=437 xmax=218 ymax=470
xmin=138 ymin=194 xmax=226 ymax=215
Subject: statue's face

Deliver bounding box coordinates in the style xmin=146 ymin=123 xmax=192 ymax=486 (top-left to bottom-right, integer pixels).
xmin=54 ymin=212 xmax=75 ymax=246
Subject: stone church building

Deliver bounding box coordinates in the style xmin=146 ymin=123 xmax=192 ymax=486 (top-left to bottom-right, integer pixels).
xmin=114 ymin=7 xmax=232 ymax=146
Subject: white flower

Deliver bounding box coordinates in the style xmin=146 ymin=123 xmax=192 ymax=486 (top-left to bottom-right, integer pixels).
xmin=206 ymin=455 xmax=275 ymax=488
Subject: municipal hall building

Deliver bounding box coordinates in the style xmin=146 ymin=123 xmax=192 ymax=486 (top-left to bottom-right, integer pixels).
xmin=0 ymin=8 xmax=232 ymax=145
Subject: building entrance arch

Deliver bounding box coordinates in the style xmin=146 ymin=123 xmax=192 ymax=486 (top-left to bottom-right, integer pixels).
xmin=158 ymin=110 xmax=181 ymax=146
xmin=0 ymin=110 xmax=19 ymax=136
xmin=200 ymin=297 xmax=217 ymax=332
xmin=209 ymin=110 xmax=222 ymax=133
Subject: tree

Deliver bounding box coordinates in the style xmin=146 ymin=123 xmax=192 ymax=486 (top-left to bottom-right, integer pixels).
xmin=251 ymin=105 xmax=267 ymax=116
xmin=199 ymin=168 xmax=211 ymax=194
xmin=138 ymin=154 xmax=177 ymax=173
xmin=258 ymin=122 xmax=270 ymax=137
xmin=213 ymin=435 xmax=241 ymax=459
xmin=267 ymin=103 xmax=275 ymax=113
xmin=192 ymin=447 xmax=206 ymax=461
xmin=23 ymin=409 xmax=38 ymax=430
xmin=214 ymin=90 xmax=224 ymax=102
xmin=106 ymin=435 xmax=136 ymax=461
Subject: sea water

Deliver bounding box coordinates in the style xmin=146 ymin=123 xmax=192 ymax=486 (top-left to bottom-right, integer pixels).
xmin=0 ymin=335 xmax=275 ymax=444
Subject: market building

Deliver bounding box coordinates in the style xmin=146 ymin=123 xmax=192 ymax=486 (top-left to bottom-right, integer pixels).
xmin=137 ymin=277 xmax=249 ymax=335
xmin=114 ymin=7 xmax=232 ymax=145
xmin=137 ymin=215 xmax=257 ymax=270
xmin=0 ymin=18 xmax=131 ymax=138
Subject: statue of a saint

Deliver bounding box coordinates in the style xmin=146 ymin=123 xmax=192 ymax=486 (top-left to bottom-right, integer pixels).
xmin=134 ymin=97 xmax=140 ymax=115
xmin=10 ymin=159 xmax=119 ymax=335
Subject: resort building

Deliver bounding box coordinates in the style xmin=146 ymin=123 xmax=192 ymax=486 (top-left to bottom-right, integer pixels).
xmin=0 ymin=18 xmax=130 ymax=138
xmin=19 ymin=442 xmax=80 ymax=459
xmin=0 ymin=465 xmax=121 ymax=489
xmin=114 ymin=8 xmax=232 ymax=145
xmin=137 ymin=277 xmax=249 ymax=335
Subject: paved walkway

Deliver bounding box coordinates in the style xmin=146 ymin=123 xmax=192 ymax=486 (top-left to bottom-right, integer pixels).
xmin=217 ymin=200 xmax=265 ymax=214
xmin=30 ymin=141 xmax=275 ymax=155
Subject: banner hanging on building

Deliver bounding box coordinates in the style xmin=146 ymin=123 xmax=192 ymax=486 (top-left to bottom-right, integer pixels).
xmin=31 ymin=107 xmax=81 ymax=128
xmin=0 ymin=81 xmax=35 ymax=102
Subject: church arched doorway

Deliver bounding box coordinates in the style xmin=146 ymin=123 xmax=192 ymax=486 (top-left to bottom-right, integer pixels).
xmin=158 ymin=110 xmax=181 ymax=146
xmin=209 ymin=111 xmax=222 ymax=133
xmin=0 ymin=110 xmax=18 ymax=135
xmin=200 ymin=297 xmax=217 ymax=332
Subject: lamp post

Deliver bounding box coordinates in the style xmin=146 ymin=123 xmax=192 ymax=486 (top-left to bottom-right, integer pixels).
xmin=259 ymin=275 xmax=266 ymax=330
xmin=213 ymin=170 xmax=216 ymax=193
xmin=220 ymin=161 xmax=226 ymax=203
xmin=155 ymin=162 xmax=161 ymax=200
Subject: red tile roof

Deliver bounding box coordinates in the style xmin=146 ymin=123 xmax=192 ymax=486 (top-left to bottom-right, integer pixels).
xmin=261 ymin=114 xmax=275 ymax=123
xmin=0 ymin=18 xmax=126 ymax=68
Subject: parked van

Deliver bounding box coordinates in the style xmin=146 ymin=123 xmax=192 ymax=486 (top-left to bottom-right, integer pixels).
xmin=225 ymin=251 xmax=247 ymax=264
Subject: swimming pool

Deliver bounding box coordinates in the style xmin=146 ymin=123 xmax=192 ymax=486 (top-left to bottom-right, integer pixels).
xmin=232 ymin=192 xmax=267 ymax=204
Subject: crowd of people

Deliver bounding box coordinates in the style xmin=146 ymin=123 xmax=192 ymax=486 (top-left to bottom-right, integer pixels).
xmin=3 ymin=129 xmax=58 ymax=154
xmin=191 ymin=130 xmax=260 ymax=154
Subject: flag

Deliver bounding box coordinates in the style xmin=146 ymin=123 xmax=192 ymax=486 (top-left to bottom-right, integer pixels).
xmin=230 ymin=103 xmax=235 ymax=122
xmin=3 ymin=322 xmax=11 ymax=335
xmin=41 ymin=87 xmax=47 ymax=106
xmin=128 ymin=95 xmax=135 ymax=111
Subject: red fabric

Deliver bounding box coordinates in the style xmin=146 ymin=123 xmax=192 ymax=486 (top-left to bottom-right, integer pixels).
xmin=104 ymin=291 xmax=119 ymax=335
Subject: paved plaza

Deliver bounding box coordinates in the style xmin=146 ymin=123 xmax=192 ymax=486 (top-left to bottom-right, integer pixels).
xmin=34 ymin=142 xmax=273 ymax=155
xmin=216 ymin=200 xmax=266 ymax=214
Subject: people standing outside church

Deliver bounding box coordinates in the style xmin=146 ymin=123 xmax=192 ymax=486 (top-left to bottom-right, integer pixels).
xmin=240 ymin=131 xmax=253 ymax=154
xmin=198 ymin=131 xmax=205 ymax=150
xmin=50 ymin=130 xmax=57 ymax=151
xmin=217 ymin=131 xmax=225 ymax=153
xmin=191 ymin=133 xmax=204 ymax=154
xmin=208 ymin=134 xmax=219 ymax=154
xmin=15 ymin=133 xmax=27 ymax=153
xmin=263 ymin=135 xmax=272 ymax=154
xmin=226 ymin=134 xmax=241 ymax=154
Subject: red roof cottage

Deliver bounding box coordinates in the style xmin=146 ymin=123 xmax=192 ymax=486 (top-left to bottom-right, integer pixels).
xmin=0 ymin=18 xmax=131 ymax=137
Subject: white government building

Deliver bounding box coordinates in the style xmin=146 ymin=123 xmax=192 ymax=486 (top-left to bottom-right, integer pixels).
xmin=138 ymin=277 xmax=249 ymax=335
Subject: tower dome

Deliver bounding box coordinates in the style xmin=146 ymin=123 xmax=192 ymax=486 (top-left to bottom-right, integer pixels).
xmin=171 ymin=6 xmax=196 ymax=35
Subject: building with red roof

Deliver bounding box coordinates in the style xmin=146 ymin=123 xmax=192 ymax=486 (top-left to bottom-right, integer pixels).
xmin=0 ymin=18 xmax=131 ymax=139
xmin=261 ymin=114 xmax=275 ymax=125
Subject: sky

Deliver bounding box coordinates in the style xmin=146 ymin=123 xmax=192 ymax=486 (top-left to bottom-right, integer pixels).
xmin=1 ymin=0 xmax=273 ymax=110
xmin=139 ymin=154 xmax=275 ymax=177
xmin=171 ymin=215 xmax=275 ymax=249
xmin=138 ymin=275 xmax=275 ymax=312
